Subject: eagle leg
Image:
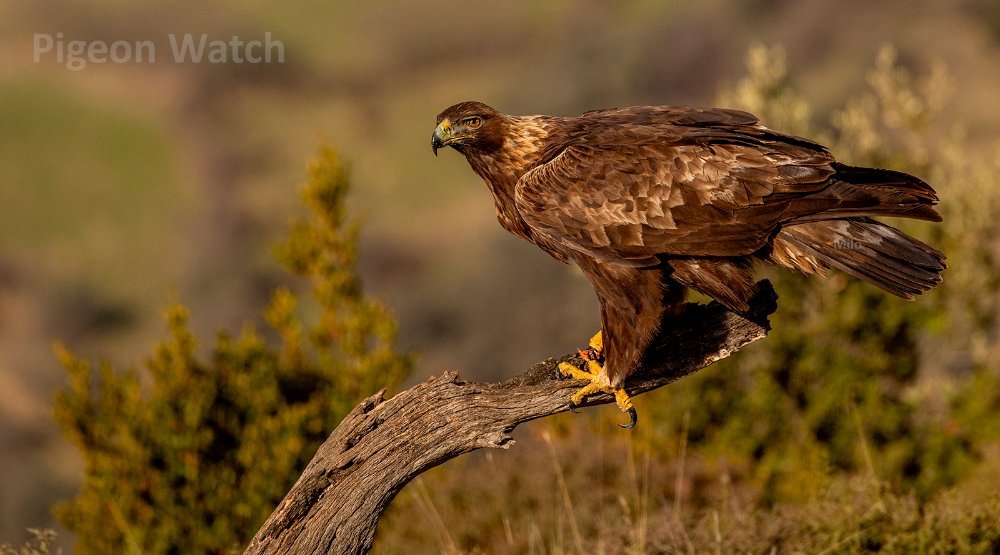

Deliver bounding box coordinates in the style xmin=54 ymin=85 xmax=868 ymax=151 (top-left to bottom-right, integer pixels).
xmin=616 ymin=390 xmax=637 ymax=430
xmin=558 ymin=331 xmax=637 ymax=429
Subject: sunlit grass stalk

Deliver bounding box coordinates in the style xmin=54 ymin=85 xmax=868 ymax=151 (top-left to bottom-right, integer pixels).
xmin=543 ymin=431 xmax=585 ymax=554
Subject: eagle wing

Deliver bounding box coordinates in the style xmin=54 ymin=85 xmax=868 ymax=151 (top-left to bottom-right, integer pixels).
xmin=580 ymin=105 xmax=759 ymax=127
xmin=514 ymin=126 xmax=836 ymax=265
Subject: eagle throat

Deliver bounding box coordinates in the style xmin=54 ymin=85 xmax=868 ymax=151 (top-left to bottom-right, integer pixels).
xmin=464 ymin=116 xmax=564 ymax=255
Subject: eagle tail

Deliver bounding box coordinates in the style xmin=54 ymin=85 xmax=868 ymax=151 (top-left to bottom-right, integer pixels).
xmin=770 ymin=217 xmax=946 ymax=300
xmin=791 ymin=163 xmax=943 ymax=223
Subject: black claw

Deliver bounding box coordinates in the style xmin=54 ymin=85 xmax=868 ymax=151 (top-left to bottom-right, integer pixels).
xmin=567 ymin=400 xmax=580 ymax=413
xmin=619 ymin=407 xmax=638 ymax=430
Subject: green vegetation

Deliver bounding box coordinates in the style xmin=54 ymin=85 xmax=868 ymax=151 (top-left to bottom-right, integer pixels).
xmin=52 ymin=147 xmax=411 ymax=554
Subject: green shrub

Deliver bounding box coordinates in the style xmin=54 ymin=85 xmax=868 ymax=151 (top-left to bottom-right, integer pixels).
xmin=53 ymin=146 xmax=411 ymax=554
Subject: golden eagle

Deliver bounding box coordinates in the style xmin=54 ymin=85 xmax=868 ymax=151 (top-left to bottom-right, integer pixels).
xmin=432 ymin=101 xmax=944 ymax=428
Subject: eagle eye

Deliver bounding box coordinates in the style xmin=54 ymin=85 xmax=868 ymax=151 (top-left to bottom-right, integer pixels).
xmin=463 ymin=117 xmax=482 ymax=129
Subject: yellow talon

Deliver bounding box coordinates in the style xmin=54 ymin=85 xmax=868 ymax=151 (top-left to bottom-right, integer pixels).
xmin=558 ymin=359 xmax=606 ymax=408
xmin=558 ymin=361 xmax=594 ymax=382
xmin=558 ymin=333 xmax=638 ymax=429
xmin=615 ymin=389 xmax=633 ymax=413
xmin=614 ymin=390 xmax=637 ymax=429
xmin=569 ymin=382 xmax=605 ymax=407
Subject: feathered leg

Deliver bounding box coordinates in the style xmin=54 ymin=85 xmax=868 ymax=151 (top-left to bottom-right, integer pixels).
xmin=559 ymin=257 xmax=683 ymax=428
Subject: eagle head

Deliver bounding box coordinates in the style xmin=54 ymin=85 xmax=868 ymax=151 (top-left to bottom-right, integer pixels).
xmin=432 ymin=101 xmax=505 ymax=156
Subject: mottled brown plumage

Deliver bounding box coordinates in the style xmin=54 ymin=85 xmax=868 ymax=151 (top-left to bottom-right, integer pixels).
xmin=432 ymin=101 xmax=945 ymax=416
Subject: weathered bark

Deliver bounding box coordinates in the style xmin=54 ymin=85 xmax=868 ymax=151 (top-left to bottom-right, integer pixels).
xmin=244 ymin=281 xmax=778 ymax=555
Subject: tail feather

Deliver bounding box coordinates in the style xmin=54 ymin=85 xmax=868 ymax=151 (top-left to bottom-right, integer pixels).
xmin=770 ymin=217 xmax=945 ymax=300
xmin=789 ymin=163 xmax=942 ymax=223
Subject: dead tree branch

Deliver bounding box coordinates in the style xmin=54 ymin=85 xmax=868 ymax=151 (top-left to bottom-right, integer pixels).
xmin=244 ymin=281 xmax=778 ymax=555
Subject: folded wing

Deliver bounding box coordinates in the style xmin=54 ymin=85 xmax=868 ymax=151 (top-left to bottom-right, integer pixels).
xmin=514 ymin=126 xmax=837 ymax=265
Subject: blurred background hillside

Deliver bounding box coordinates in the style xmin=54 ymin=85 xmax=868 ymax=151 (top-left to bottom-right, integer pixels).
xmin=1 ymin=0 xmax=1000 ymax=552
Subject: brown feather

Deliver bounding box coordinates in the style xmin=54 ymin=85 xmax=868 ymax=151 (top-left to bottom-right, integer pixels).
xmin=773 ymin=218 xmax=945 ymax=299
xmin=669 ymin=258 xmax=757 ymax=313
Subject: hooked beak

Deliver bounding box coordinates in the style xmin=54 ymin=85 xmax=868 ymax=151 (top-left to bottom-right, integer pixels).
xmin=431 ymin=119 xmax=453 ymax=157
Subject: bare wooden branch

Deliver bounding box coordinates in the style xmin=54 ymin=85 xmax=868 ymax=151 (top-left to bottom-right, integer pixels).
xmin=243 ymin=281 xmax=778 ymax=555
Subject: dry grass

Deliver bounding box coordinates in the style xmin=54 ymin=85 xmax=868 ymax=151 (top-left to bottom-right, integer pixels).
xmin=376 ymin=418 xmax=1000 ymax=554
